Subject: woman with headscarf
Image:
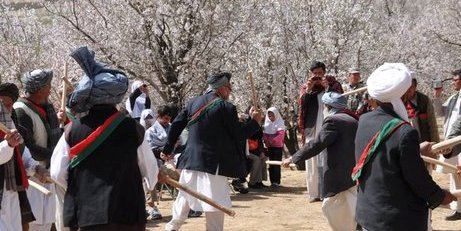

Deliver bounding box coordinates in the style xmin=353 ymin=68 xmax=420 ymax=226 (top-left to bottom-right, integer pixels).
xmin=263 ymin=107 xmax=286 ymax=187
xmin=140 ymin=109 xmax=156 ymax=129
xmin=50 ymin=46 xmax=159 ymax=231
xmin=125 ymin=80 xmax=152 ymax=121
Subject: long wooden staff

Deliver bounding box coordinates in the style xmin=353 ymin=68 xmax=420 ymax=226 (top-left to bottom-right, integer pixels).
xmin=452 ymin=190 xmax=461 ymax=198
xmin=0 ymin=122 xmax=52 ymax=195
xmin=247 ymin=69 xmax=259 ymax=109
xmin=60 ymin=62 xmax=68 ymax=128
xmin=431 ymin=135 xmax=461 ymax=154
xmin=163 ymin=175 xmax=236 ymax=217
xmin=266 ymin=160 xmax=297 ymax=168
xmin=420 ymin=156 xmax=458 ymax=173
xmin=341 ymin=86 xmax=368 ymax=97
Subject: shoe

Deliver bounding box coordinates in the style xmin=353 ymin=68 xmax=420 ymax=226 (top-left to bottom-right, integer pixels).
xmin=188 ymin=210 xmax=203 ymax=218
xmin=148 ymin=207 xmax=162 ymax=220
xmin=271 ymin=183 xmax=281 ymax=187
xmin=256 ymin=182 xmax=268 ymax=188
xmin=248 ymin=183 xmax=262 ymax=189
xmin=445 ymin=211 xmax=461 ymax=221
xmin=238 ymin=187 xmax=249 ymax=194
xmin=309 ymin=198 xmax=322 ymax=203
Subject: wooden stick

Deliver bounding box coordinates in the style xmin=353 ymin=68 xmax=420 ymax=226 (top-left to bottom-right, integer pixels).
xmin=0 ymin=122 xmax=11 ymax=135
xmin=164 ymin=176 xmax=236 ymax=217
xmin=247 ymin=69 xmax=259 ymax=109
xmin=266 ymin=160 xmax=297 ymax=168
xmin=60 ymin=63 xmax=68 ymax=128
xmin=431 ymin=136 xmax=461 ymax=153
xmin=28 ymin=180 xmax=52 ymax=196
xmin=341 ymin=86 xmax=368 ymax=97
xmin=452 ymin=190 xmax=461 ymax=198
xmin=420 ymin=156 xmax=458 ymax=173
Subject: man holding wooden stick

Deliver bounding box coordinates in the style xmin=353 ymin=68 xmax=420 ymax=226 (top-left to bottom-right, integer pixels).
xmin=14 ymin=69 xmax=64 ymax=231
xmin=161 ymin=72 xmax=262 ymax=231
xmin=50 ymin=46 xmax=159 ymax=231
xmin=0 ymin=83 xmax=48 ymax=231
xmin=353 ymin=63 xmax=457 ymax=231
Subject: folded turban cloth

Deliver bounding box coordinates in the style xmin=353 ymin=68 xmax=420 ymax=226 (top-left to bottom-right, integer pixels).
xmin=322 ymin=91 xmax=347 ymax=110
xmin=0 ymin=83 xmax=19 ymax=102
xmin=367 ymin=63 xmax=411 ymax=121
xmin=22 ymin=69 xmax=53 ymax=94
xmin=207 ymin=72 xmax=231 ymax=89
xmin=67 ymin=46 xmax=128 ymax=113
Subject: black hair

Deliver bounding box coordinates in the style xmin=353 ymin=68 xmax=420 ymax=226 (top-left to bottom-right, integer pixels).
xmin=309 ymin=61 xmax=326 ymax=72
xmin=157 ymin=105 xmax=172 ymax=117
xmin=452 ymin=69 xmax=461 ymax=77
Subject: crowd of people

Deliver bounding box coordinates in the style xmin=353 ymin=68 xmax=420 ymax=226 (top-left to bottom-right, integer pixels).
xmin=0 ymin=45 xmax=460 ymax=231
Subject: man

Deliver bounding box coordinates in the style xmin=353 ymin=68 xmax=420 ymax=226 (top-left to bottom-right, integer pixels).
xmin=0 ymin=83 xmax=43 ymax=231
xmin=404 ymin=76 xmax=439 ymax=143
xmin=125 ymin=80 xmax=152 ymax=121
xmin=14 ymin=69 xmax=63 ymax=231
xmin=342 ymin=68 xmax=366 ymax=114
xmin=298 ymin=61 xmax=328 ymax=202
xmin=433 ymin=69 xmax=461 ymax=220
xmin=160 ymin=72 xmax=262 ymax=231
xmin=353 ymin=63 xmax=456 ymax=231
xmin=50 ymin=46 xmax=159 ymax=231
xmin=283 ymin=91 xmax=359 ymax=231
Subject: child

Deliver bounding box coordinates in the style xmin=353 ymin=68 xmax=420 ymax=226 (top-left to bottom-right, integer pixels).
xmin=263 ymin=107 xmax=286 ymax=187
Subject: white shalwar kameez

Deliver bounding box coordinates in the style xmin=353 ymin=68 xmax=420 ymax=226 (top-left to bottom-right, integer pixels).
xmin=0 ymin=140 xmax=39 ymax=231
xmin=165 ymin=169 xmax=231 ymax=231
xmin=50 ymin=133 xmax=159 ymax=228
xmin=305 ymin=92 xmax=326 ymax=200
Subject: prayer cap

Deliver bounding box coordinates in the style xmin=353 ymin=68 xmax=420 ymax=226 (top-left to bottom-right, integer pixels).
xmin=0 ymin=83 xmax=19 ymax=102
xmin=22 ymin=69 xmax=53 ymax=94
xmin=348 ymin=67 xmax=360 ymax=74
xmin=207 ymin=72 xmax=231 ymax=89
xmin=67 ymin=46 xmax=128 ymax=113
xmin=367 ymin=63 xmax=411 ymax=121
xmin=321 ymin=91 xmax=347 ymax=109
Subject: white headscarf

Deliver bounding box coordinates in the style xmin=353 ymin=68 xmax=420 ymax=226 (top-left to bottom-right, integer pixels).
xmin=367 ymin=63 xmax=412 ymax=121
xmin=263 ymin=107 xmax=285 ymax=134
xmin=125 ymin=80 xmax=147 ymax=117
xmin=140 ymin=109 xmax=156 ymax=129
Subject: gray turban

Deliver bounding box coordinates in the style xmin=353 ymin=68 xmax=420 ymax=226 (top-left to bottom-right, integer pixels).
xmin=22 ymin=69 xmax=53 ymax=94
xmin=322 ymin=91 xmax=347 ymax=109
xmin=207 ymin=72 xmax=231 ymax=89
xmin=67 ymin=46 xmax=128 ymax=113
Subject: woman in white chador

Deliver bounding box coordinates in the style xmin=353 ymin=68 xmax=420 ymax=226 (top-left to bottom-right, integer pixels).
xmin=125 ymin=80 xmax=152 ymax=121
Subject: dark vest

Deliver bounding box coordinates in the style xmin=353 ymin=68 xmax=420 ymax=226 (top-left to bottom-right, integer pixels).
xmin=414 ymin=92 xmax=433 ymax=142
xmin=64 ymin=106 xmax=145 ymax=228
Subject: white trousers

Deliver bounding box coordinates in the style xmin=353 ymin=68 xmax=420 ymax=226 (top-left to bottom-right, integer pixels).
xmin=55 ymin=185 xmax=69 ymax=231
xmin=27 ymin=178 xmax=56 ymax=231
xmin=321 ymin=186 xmax=357 ymax=231
xmin=164 ymin=195 xmax=224 ymax=231
xmin=305 ymin=157 xmax=320 ymax=199
xmin=0 ymin=187 xmax=22 ymax=231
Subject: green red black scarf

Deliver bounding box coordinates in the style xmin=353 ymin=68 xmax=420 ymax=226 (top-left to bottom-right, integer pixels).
xmin=351 ymin=118 xmax=408 ymax=182
xmin=187 ymin=96 xmax=223 ymax=127
xmin=69 ymin=111 xmax=125 ymax=169
xmin=17 ymin=98 xmax=48 ymax=125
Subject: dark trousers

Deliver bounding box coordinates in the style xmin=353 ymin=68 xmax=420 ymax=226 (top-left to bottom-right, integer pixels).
xmin=70 ymin=223 xmax=145 ymax=231
xmin=267 ymin=147 xmax=283 ymax=184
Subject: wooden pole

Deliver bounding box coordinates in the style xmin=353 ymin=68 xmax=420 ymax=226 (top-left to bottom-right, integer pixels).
xmin=431 ymin=135 xmax=461 ymax=153
xmin=60 ymin=62 xmax=68 ymax=128
xmin=452 ymin=190 xmax=461 ymax=198
xmin=420 ymin=156 xmax=458 ymax=173
xmin=266 ymin=160 xmax=297 ymax=168
xmin=341 ymin=86 xmax=367 ymax=97
xmin=28 ymin=180 xmax=52 ymax=196
xmin=247 ymin=69 xmax=259 ymax=109
xmin=164 ymin=176 xmax=236 ymax=217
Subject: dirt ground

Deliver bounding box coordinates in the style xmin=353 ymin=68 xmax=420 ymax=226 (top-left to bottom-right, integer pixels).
xmin=146 ymin=169 xmax=461 ymax=231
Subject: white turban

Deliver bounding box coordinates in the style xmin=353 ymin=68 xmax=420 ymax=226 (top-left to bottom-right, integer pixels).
xmin=367 ymin=63 xmax=411 ymax=121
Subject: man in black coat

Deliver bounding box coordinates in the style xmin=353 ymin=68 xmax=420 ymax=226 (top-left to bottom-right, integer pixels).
xmin=161 ymin=72 xmax=262 ymax=231
xmin=354 ymin=63 xmax=456 ymax=231
xmin=283 ymin=91 xmax=359 ymax=231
